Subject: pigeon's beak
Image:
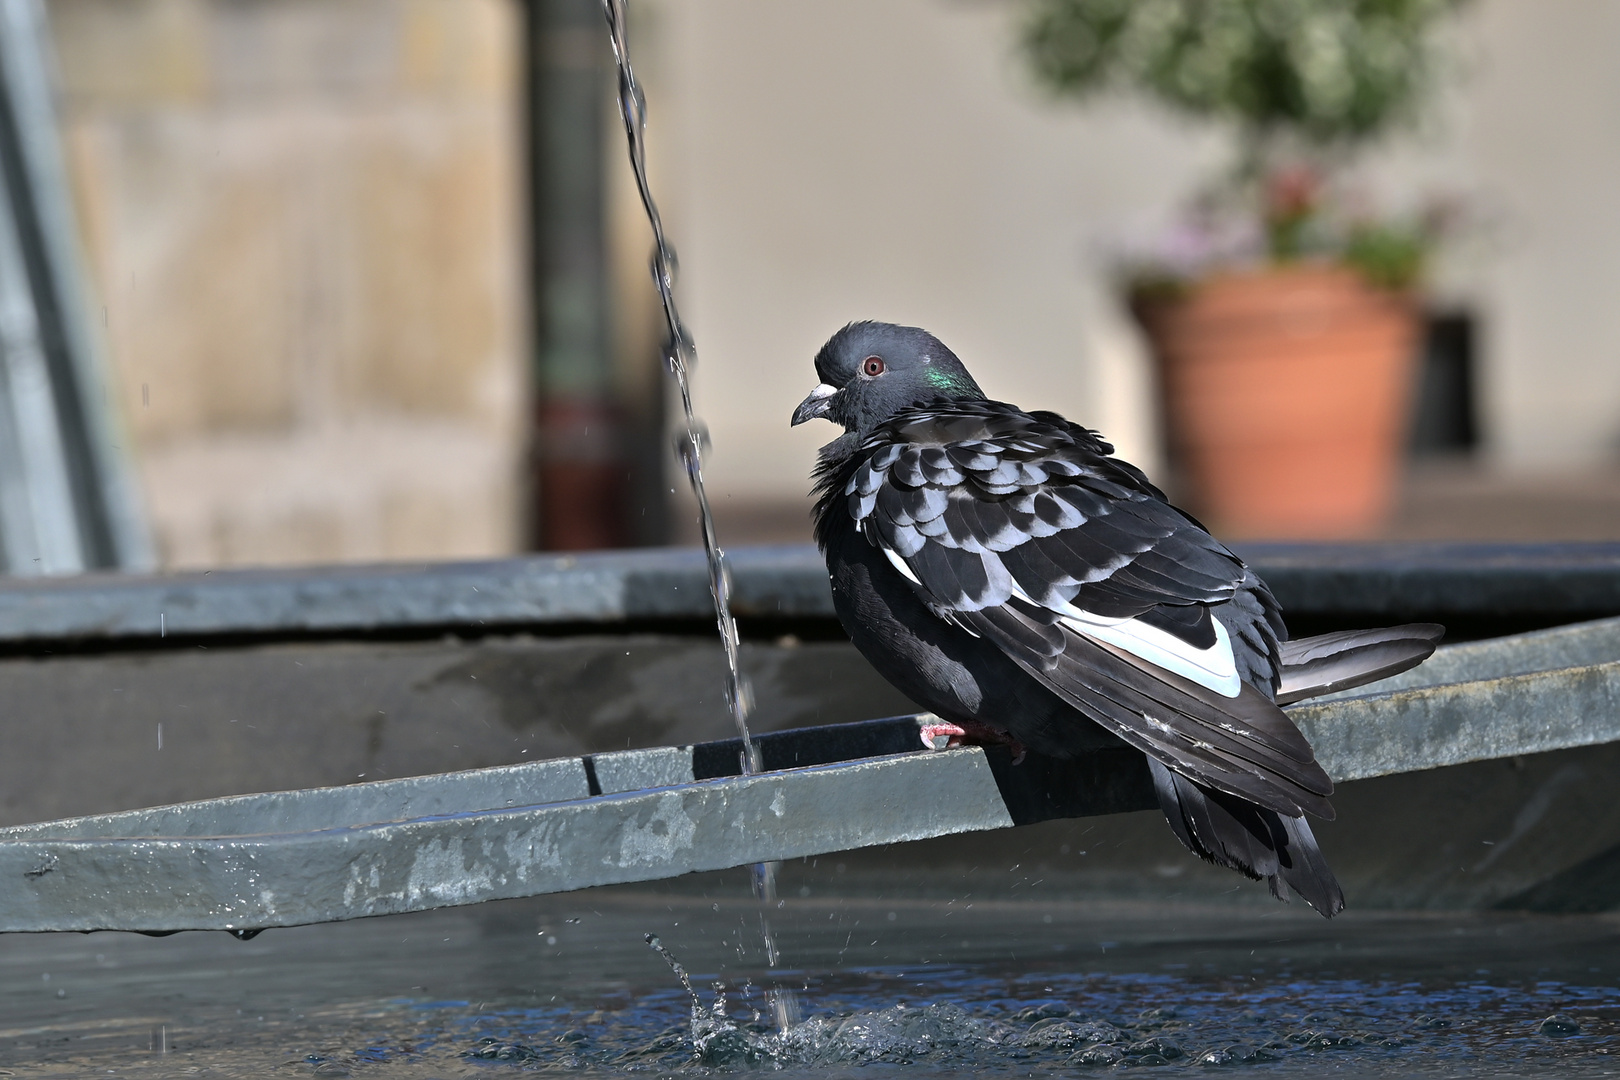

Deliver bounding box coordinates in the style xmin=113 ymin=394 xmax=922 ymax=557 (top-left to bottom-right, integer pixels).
xmin=791 ymin=383 xmax=840 ymax=426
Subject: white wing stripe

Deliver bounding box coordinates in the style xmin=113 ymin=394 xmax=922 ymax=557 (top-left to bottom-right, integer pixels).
xmin=1058 ymin=611 xmax=1241 ymax=698
xmin=885 ymin=546 xmax=1241 ymax=699
xmin=1003 ymin=579 xmax=1241 ymax=698
xmin=882 ymin=544 xmax=924 ymax=587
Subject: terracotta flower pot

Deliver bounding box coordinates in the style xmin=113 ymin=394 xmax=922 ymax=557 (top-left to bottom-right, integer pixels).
xmin=1132 ymin=265 xmax=1421 ymax=539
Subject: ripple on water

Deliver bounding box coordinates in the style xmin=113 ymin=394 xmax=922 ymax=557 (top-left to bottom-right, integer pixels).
xmin=4 ymin=965 xmax=1618 ymax=1077
xmin=423 ymin=963 xmax=1620 ymax=1078
xmin=5 ymin=903 xmax=1620 ymax=1078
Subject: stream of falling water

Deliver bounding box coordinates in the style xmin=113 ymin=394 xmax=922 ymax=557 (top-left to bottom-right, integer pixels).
xmin=599 ymin=0 xmax=799 ymax=1030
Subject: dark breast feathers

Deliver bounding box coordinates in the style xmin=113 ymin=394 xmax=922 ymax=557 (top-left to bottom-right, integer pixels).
xmin=811 ymin=400 xmax=1335 ymax=823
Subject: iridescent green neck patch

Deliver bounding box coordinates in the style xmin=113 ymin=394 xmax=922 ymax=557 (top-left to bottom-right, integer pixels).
xmin=924 ymin=365 xmax=978 ymax=396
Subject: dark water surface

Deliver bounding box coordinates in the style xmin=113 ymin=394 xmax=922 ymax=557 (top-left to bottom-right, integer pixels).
xmin=2 ymin=882 xmax=1617 ymax=1077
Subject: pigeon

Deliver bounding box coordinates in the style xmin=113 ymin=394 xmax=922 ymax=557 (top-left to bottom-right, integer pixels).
xmin=792 ymin=321 xmax=1444 ymax=916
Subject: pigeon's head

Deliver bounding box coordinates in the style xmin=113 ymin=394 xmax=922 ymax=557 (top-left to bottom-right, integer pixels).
xmin=791 ymin=321 xmax=984 ymax=435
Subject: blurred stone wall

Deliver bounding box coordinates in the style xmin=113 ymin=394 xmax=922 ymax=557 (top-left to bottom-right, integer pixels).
xmin=45 ymin=0 xmax=526 ymax=568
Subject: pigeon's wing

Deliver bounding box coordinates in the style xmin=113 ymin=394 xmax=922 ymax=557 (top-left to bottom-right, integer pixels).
xmin=845 ymin=401 xmax=1332 ymax=818
xmin=963 ymin=600 xmax=1333 ymax=818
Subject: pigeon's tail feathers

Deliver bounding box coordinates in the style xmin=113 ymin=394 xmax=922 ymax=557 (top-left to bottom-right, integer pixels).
xmin=1273 ymin=812 xmax=1346 ymax=916
xmin=1148 ymin=758 xmax=1278 ymax=882
xmin=1149 ymin=759 xmax=1345 ymax=918
xmin=1274 ymin=623 xmax=1445 ymax=705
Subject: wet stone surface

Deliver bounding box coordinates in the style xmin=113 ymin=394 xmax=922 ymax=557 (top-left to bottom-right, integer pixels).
xmin=1 ymin=886 xmax=1618 ymax=1077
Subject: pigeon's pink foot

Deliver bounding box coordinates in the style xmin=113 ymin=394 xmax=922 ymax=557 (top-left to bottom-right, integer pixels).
xmin=913 ymin=722 xmax=1023 ymax=764
xmin=918 ymin=718 xmax=1027 ymax=762
xmin=919 ymin=720 xmax=968 ymax=751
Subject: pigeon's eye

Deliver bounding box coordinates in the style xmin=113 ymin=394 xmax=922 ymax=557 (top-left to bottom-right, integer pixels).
xmin=862 ymin=356 xmax=886 ymax=377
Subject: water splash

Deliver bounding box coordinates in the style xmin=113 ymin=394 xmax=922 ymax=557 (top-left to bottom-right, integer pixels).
xmin=643 ymin=934 xmax=701 ymax=1012
xmin=599 ymin=0 xmax=794 ymax=1028
xmin=749 ymin=861 xmax=802 ymax=1029
xmin=642 ymin=934 xmax=1020 ymax=1068
xmin=633 ymin=942 xmax=1282 ymax=1070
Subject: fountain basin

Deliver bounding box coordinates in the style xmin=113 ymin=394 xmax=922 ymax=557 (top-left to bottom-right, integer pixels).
xmin=6 ymin=609 xmax=1620 ymax=930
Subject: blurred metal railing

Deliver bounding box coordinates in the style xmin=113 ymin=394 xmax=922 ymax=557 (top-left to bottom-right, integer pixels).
xmin=0 ymin=0 xmax=149 ymax=575
xmin=0 ymin=541 xmax=1617 ymax=647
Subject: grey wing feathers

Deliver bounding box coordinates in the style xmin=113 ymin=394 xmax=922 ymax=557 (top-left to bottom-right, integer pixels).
xmin=1275 ymin=623 xmax=1445 ymax=705
xmin=848 ymin=403 xmax=1248 ymax=619
xmin=1214 ymin=566 xmax=1288 ymax=693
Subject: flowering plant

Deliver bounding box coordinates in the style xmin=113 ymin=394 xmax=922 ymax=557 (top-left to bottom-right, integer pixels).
xmin=1120 ymin=165 xmax=1459 ymax=299
xmin=1023 ymin=0 xmax=1469 ymax=295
